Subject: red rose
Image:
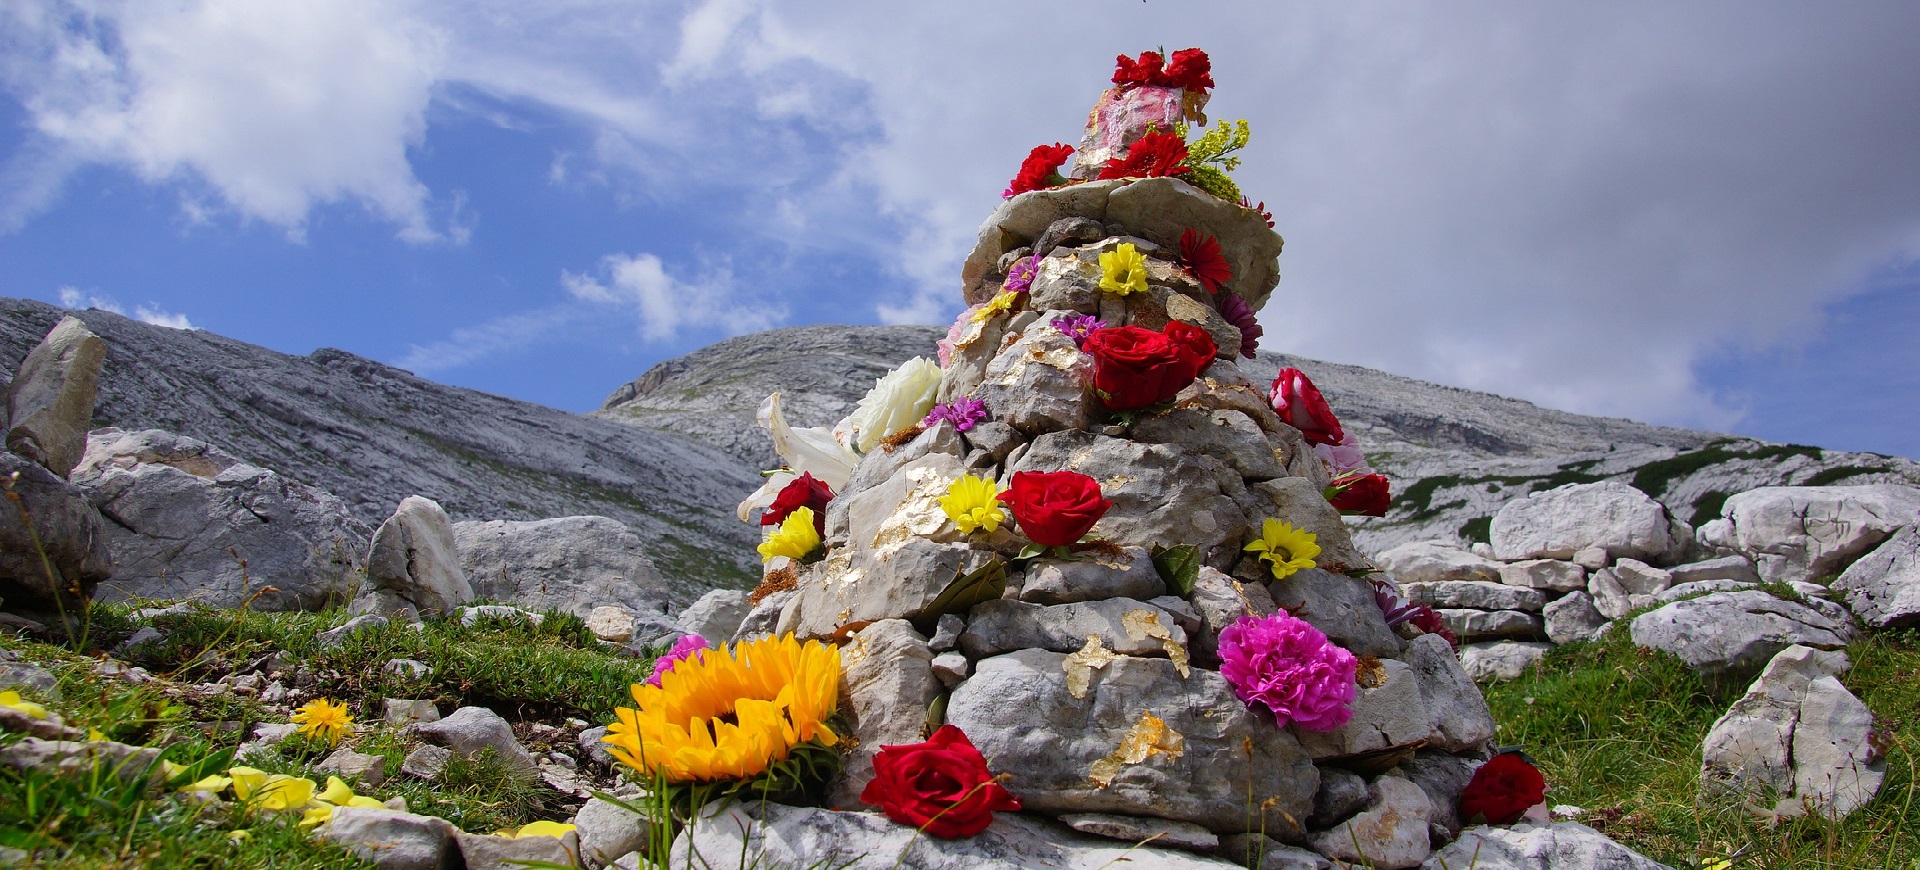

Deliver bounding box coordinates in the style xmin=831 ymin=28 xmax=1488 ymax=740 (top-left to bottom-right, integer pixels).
xmin=1459 ymin=753 xmax=1546 ymax=825
xmin=1002 ymin=470 xmax=1113 ymax=548
xmin=1096 ymin=130 xmax=1192 ymax=181
xmin=860 ymin=725 xmax=1021 ymax=839
xmin=1004 ymin=143 xmax=1074 ymax=198
xmin=1083 ymin=323 xmax=1217 ymax=412
xmin=1329 ymin=473 xmax=1390 ymax=517
xmin=761 ymin=472 xmax=833 ymax=534
xmin=1269 ymin=367 xmax=1345 ymax=446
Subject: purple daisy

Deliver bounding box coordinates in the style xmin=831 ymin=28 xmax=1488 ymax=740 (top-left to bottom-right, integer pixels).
xmin=1220 ymin=294 xmax=1263 ymax=359
xmin=1050 ymin=313 xmax=1107 ymax=348
xmin=1004 ymin=256 xmax=1041 ymax=294
xmin=923 ymin=396 xmax=989 ymax=432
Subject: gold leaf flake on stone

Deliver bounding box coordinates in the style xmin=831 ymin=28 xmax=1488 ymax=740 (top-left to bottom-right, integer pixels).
xmin=1088 ymin=711 xmax=1186 ymax=788
xmin=1030 ymin=343 xmax=1085 ymax=371
xmin=1102 ymin=475 xmax=1135 ymax=489
xmin=1122 ymin=610 xmax=1190 ymax=678
xmin=1063 ymin=634 xmax=1119 ymax=699
xmin=953 ymin=317 xmax=989 ymax=351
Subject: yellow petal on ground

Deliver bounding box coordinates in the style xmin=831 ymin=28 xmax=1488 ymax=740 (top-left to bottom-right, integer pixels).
xmin=1121 ymin=610 xmax=1190 ymax=678
xmin=180 ymin=774 xmax=233 ymax=795
xmin=0 ymin=690 xmax=48 ymax=720
xmin=510 ymin=820 xmax=578 ymax=839
xmin=317 ymin=776 xmax=357 ymax=806
xmin=249 ymin=774 xmax=317 ymax=811
xmin=227 ymin=830 xmax=251 ymax=843
xmin=1089 ymin=711 xmax=1186 ymax=788
xmin=1063 ymin=634 xmax=1120 ymax=700
xmin=299 ymin=804 xmax=336 ymax=828
xmin=226 ymin=767 xmax=268 ymax=801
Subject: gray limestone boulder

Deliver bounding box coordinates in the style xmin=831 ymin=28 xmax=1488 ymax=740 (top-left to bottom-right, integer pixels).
xmin=1189 ymin=566 xmax=1277 ymax=662
xmin=1439 ymin=609 xmax=1544 ymax=642
xmin=675 ymin=588 xmax=751 ymax=645
xmin=1630 ymin=590 xmax=1857 ymax=689
xmin=1704 ymin=484 xmax=1920 ymax=583
xmin=1131 ymin=409 xmax=1285 ymax=481
xmin=1237 ymin=476 xmax=1368 ymax=574
xmin=1669 ymin=555 xmax=1761 ymax=586
xmin=828 ymin=619 xmax=941 ymax=807
xmin=1832 ymin=524 xmax=1920 ymax=628
xmin=1295 ymin=658 xmax=1435 ymax=758
xmin=1308 ymin=775 xmax=1432 ymax=870
xmin=1700 ymin=645 xmax=1883 ymax=819
xmin=673 ymin=801 xmax=1242 ymax=870
xmin=1543 ymin=591 xmax=1610 ymax=645
xmin=1402 ymin=633 xmax=1498 ymax=752
xmin=1266 ymin=568 xmax=1403 ymax=659
xmin=958 ymin=597 xmax=1187 ymax=659
xmin=1016 ymin=546 xmax=1163 ymax=605
xmin=412 ymin=706 xmax=538 ymax=774
xmin=1014 ymin=430 xmax=1250 ymax=567
xmin=1401 ymin=581 xmax=1545 ymax=613
xmin=572 ymin=796 xmax=650 ymax=869
xmin=452 ymin=516 xmax=669 ymax=618
xmin=1377 ymin=540 xmax=1502 ymax=585
xmin=457 ymin=830 xmax=579 ymax=870
xmin=975 ymin=320 xmax=1095 ymax=435
xmin=352 ymin=496 xmax=473 ymax=620
xmin=74 ymin=428 xmax=368 ymax=611
xmin=6 ymin=316 xmax=106 ymax=478
xmin=946 ymin=648 xmax=1316 ymax=837
xmin=1460 ymin=641 xmax=1553 ymax=682
xmin=318 ymin=807 xmax=460 ymax=870
xmin=776 ymin=539 xmax=997 ymax=640
xmin=0 ymin=450 xmax=111 ymax=610
xmin=1498 ymin=559 xmax=1587 ymax=592
xmin=1490 ymin=482 xmax=1678 ymax=563
xmin=1421 ymin=822 xmax=1673 ymax=870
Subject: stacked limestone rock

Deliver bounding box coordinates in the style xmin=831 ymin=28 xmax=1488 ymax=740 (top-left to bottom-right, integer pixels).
xmin=724 ymin=140 xmax=1533 ymax=870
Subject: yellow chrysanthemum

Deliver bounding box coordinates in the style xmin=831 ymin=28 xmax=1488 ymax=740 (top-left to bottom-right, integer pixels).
xmin=291 ymin=698 xmax=354 ymax=746
xmin=602 ymin=633 xmax=841 ymax=784
xmin=756 ymin=507 xmax=822 ymax=564
xmin=1098 ymin=243 xmax=1149 ymax=296
xmin=0 ymin=690 xmax=48 ymax=720
xmin=1244 ymin=519 xmax=1321 ymax=581
xmin=970 ymin=291 xmax=1018 ymax=323
xmin=939 ymin=474 xmax=1007 ymax=535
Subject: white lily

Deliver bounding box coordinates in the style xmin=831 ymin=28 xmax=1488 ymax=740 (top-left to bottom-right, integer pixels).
xmin=843 ymin=357 xmax=942 ymax=453
xmin=735 ymin=392 xmax=861 ymax=522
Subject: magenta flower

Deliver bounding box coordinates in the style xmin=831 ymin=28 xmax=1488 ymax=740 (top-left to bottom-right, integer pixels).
xmin=1005 ymin=256 xmax=1040 ymax=294
xmin=646 ymin=634 xmax=710 ymax=687
xmin=1219 ymin=294 xmax=1263 ymax=359
xmin=1217 ymin=613 xmax=1358 ymax=731
xmin=1050 ymin=314 xmax=1107 ymax=348
xmin=923 ymin=396 xmax=988 ymax=432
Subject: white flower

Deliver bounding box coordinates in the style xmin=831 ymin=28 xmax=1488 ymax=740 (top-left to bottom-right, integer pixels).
xmin=843 ymin=357 xmax=942 ymax=453
xmin=1312 ymin=433 xmax=1372 ymax=476
xmin=734 ymin=392 xmax=861 ymax=522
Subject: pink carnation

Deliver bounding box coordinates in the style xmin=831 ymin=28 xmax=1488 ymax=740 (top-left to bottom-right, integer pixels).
xmin=936 ymin=305 xmax=982 ymax=368
xmin=646 ymin=634 xmax=709 ymax=686
xmin=1217 ymin=613 xmax=1358 ymax=731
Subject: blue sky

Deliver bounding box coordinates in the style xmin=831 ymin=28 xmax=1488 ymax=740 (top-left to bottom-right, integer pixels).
xmin=2 ymin=1 xmax=1918 ymax=458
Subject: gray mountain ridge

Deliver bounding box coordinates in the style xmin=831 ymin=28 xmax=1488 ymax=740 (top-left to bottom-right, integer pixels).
xmin=0 ymin=298 xmax=761 ymax=604
xmin=599 ymin=324 xmax=1920 ymax=556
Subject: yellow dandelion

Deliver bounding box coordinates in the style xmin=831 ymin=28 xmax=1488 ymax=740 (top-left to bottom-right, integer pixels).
xmin=756 ymin=507 xmax=822 ymax=564
xmin=603 ymin=633 xmax=841 ymax=784
xmin=970 ymin=291 xmax=1019 ymax=323
xmin=1098 ymin=243 xmax=1149 ymax=296
xmin=939 ymin=474 xmax=1007 ymax=535
xmin=291 ymin=698 xmax=354 ymax=746
xmin=1244 ymin=519 xmax=1321 ymax=581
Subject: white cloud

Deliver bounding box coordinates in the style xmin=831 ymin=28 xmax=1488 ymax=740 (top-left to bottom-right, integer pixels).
xmin=563 ymin=251 xmax=783 ymax=342
xmin=394 ymin=305 xmax=582 ymax=374
xmin=56 ymin=286 xmax=195 ymax=329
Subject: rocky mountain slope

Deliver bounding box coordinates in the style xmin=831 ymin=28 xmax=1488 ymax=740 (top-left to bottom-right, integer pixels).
xmin=0 ymin=298 xmax=761 ymax=601
xmin=599 ymin=325 xmax=1920 ymax=555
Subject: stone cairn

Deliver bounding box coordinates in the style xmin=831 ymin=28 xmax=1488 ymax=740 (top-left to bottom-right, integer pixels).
xmin=738 ymin=54 xmax=1502 ymax=868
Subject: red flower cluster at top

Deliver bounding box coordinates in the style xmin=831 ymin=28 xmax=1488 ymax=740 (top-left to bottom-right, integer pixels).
xmin=1097 ymin=130 xmax=1190 ymax=181
xmin=1178 ymin=228 xmax=1231 ymax=294
xmin=1003 ymin=143 xmax=1074 ymax=199
xmin=1112 ymin=48 xmax=1214 ymax=92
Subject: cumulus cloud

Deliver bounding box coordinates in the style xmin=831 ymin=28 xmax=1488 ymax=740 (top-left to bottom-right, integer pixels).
xmin=563 ymin=251 xmax=783 ymax=342
xmin=55 ymin=286 xmax=194 ymax=329
xmin=395 ymin=305 xmax=581 ymax=374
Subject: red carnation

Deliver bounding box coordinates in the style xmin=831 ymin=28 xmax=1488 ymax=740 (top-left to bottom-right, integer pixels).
xmin=1164 ymin=49 xmax=1214 ymax=91
xmin=1270 ymin=367 xmax=1345 ymax=446
xmin=760 ymin=472 xmax=833 ymax=534
xmin=1002 ymin=470 xmax=1113 ymax=548
xmin=1112 ymin=50 xmax=1165 ymax=87
xmin=1329 ymin=473 xmax=1391 ymax=517
xmin=1004 ymin=143 xmax=1075 ymax=198
xmin=1178 ymin=228 xmax=1231 ymax=294
xmin=861 ymin=725 xmax=1021 ymax=839
xmin=1097 ymin=130 xmax=1191 ymax=181
xmin=1459 ymin=753 xmax=1547 ymax=825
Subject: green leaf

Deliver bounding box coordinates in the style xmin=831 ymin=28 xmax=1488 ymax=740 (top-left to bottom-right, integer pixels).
xmin=1014 ymin=543 xmax=1048 ymax=562
xmin=917 ymin=559 xmax=1008 ymax=627
xmin=1152 ymin=544 xmax=1202 ymax=597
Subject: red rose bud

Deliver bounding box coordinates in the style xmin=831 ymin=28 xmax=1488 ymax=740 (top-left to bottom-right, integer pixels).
xmin=860 ymin=725 xmax=1022 ymax=839
xmin=1002 ymin=470 xmax=1113 ymax=548
xmin=761 ymin=472 xmax=833 ymax=534
xmin=1329 ymin=473 xmax=1391 ymax=517
xmin=1269 ymin=367 xmax=1345 ymax=446
xmin=1458 ymin=752 xmax=1547 ymax=825
xmin=1082 ymin=322 xmax=1217 ymax=411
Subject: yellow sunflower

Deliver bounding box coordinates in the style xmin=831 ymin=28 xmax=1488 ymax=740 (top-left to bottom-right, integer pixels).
xmin=603 ymin=633 xmax=841 ymax=783
xmin=1244 ymin=518 xmax=1321 ymax=581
